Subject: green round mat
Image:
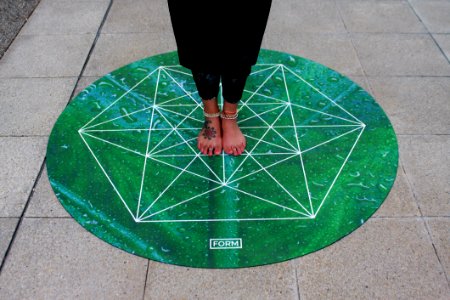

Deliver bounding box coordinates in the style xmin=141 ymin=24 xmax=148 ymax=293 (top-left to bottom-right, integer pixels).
xmin=46 ymin=49 xmax=398 ymax=268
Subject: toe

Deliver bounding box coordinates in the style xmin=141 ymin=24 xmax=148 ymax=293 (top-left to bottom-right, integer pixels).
xmin=214 ymin=147 xmax=222 ymax=155
xmin=232 ymin=147 xmax=238 ymax=156
xmin=208 ymin=147 xmax=213 ymax=156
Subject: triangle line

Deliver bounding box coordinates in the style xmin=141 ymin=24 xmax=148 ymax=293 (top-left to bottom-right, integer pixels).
xmin=243 ymin=133 xmax=297 ymax=153
xmin=227 ymin=185 xmax=311 ymax=217
xmin=81 ymin=67 xmax=159 ymax=129
xmin=137 ymin=216 xmax=312 ymax=223
xmin=249 ymin=64 xmax=279 ymax=76
xmin=156 ymin=91 xmax=198 ymax=106
xmin=247 ymin=152 xmax=312 ymax=215
xmin=148 ymin=156 xmax=221 ymax=185
xmin=80 ymin=132 xmax=146 ymax=158
xmin=228 ymin=153 xmax=298 ymax=184
xmin=136 ymin=68 xmax=161 ymax=217
xmin=313 ymin=126 xmax=365 ymax=217
xmin=243 ymin=104 xmax=298 ymax=151
xmin=156 ymin=105 xmax=203 ymax=124
xmin=289 ymin=102 xmax=360 ymax=125
xmin=282 ymin=66 xmax=313 ymax=214
xmin=83 ymin=104 xmax=153 ymax=130
xmin=161 ymin=66 xmax=192 ymax=77
xmin=237 ymin=103 xmax=286 ymax=124
xmin=138 ymin=154 xmax=199 ymax=218
xmin=301 ymin=126 xmax=363 ymax=155
xmin=78 ymin=132 xmax=136 ymax=221
xmin=242 ymin=66 xmax=281 ymax=106
xmin=283 ymin=65 xmax=362 ymax=124
xmin=140 ymin=185 xmax=222 ymax=220
xmin=155 ymin=105 xmax=223 ymax=183
xmin=161 ymin=69 xmax=199 ymax=105
xmin=151 ymin=136 xmax=197 ymax=155
xmin=226 ymin=105 xmax=292 ymax=182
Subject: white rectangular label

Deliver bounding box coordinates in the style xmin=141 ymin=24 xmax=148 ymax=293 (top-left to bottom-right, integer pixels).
xmin=209 ymin=238 xmax=242 ymax=249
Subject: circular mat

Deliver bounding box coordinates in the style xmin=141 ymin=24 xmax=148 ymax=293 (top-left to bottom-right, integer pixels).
xmin=46 ymin=49 xmax=398 ymax=268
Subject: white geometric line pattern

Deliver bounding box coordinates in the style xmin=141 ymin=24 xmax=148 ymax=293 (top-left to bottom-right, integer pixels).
xmin=78 ymin=64 xmax=365 ymax=223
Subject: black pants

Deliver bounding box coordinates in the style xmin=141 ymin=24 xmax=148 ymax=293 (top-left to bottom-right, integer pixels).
xmin=191 ymin=65 xmax=252 ymax=104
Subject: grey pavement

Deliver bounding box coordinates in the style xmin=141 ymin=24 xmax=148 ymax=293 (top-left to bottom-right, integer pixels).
xmin=0 ymin=0 xmax=449 ymax=299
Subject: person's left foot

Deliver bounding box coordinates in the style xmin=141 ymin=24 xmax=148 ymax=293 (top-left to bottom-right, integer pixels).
xmin=221 ymin=116 xmax=246 ymax=156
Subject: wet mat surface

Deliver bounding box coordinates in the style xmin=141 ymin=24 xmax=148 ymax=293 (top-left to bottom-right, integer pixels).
xmin=46 ymin=49 xmax=398 ymax=268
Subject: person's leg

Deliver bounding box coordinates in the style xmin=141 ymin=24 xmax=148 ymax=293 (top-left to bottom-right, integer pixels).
xmin=191 ymin=69 xmax=222 ymax=156
xmin=220 ymin=65 xmax=252 ymax=156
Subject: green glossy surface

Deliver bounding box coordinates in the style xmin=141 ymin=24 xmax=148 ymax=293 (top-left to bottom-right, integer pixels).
xmin=46 ymin=49 xmax=398 ymax=268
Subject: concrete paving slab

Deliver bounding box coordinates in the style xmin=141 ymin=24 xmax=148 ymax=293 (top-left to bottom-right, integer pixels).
xmin=352 ymin=33 xmax=450 ymax=76
xmin=19 ymin=0 xmax=109 ymax=35
xmin=262 ymin=32 xmax=364 ymax=76
xmin=0 ymin=34 xmax=94 ymax=78
xmin=399 ymin=135 xmax=450 ymax=217
xmin=0 ymin=218 xmax=148 ymax=299
xmin=25 ymin=166 xmax=70 ymax=218
xmin=83 ymin=32 xmax=176 ymax=76
xmin=368 ymin=77 xmax=450 ymax=135
xmin=0 ymin=77 xmax=77 ymax=136
xmin=102 ymin=0 xmax=172 ymax=34
xmin=144 ymin=260 xmax=298 ymax=299
xmin=294 ymin=218 xmax=450 ymax=299
xmin=0 ymin=218 xmax=19 ymax=262
xmin=0 ymin=137 xmax=47 ymax=217
xmin=409 ymin=0 xmax=450 ymax=33
xmin=267 ymin=0 xmax=346 ymax=33
xmin=433 ymin=33 xmax=450 ymax=61
xmin=425 ymin=217 xmax=450 ymax=278
xmin=336 ymin=0 xmax=426 ymax=33
xmin=373 ymin=166 xmax=420 ymax=217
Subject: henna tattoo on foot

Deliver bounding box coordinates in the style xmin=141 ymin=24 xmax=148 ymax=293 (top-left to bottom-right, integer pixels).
xmin=202 ymin=119 xmax=217 ymax=140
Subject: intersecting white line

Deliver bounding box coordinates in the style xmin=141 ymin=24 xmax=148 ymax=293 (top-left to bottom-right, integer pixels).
xmin=301 ymin=126 xmax=363 ymax=155
xmin=313 ymin=126 xmax=365 ymax=216
xmin=154 ymin=103 xmax=223 ymax=183
xmin=137 ymin=68 xmax=161 ymax=218
xmin=245 ymin=151 xmax=312 ymax=215
xmin=80 ymin=131 xmax=146 ymax=158
xmin=226 ymin=105 xmax=291 ymax=183
xmin=78 ymin=62 xmax=366 ymax=223
xmin=237 ymin=103 xmax=286 ymax=125
xmin=78 ymin=131 xmax=136 ymax=221
xmin=282 ymin=66 xmax=313 ymax=215
xmin=148 ymin=155 xmax=221 ymax=185
xmin=283 ymin=66 xmax=363 ymax=124
xmin=156 ymin=105 xmax=204 ymax=124
xmin=139 ymin=185 xmax=223 ymax=220
xmin=138 ymin=216 xmax=312 ymax=223
xmin=150 ymin=136 xmax=197 ymax=155
xmin=138 ymin=154 xmax=199 ymax=219
xmin=243 ymin=89 xmax=360 ymax=125
xmin=81 ymin=67 xmax=160 ymax=130
xmin=226 ymin=185 xmax=311 ymax=217
xmin=243 ymin=133 xmax=296 ymax=153
xmin=227 ymin=153 xmax=298 ymax=184
xmin=240 ymin=103 xmax=298 ymax=151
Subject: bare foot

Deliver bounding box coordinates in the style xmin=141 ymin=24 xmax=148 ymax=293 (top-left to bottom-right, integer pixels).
xmin=197 ymin=97 xmax=222 ymax=156
xmin=198 ymin=116 xmax=222 ymax=156
xmin=222 ymin=117 xmax=246 ymax=156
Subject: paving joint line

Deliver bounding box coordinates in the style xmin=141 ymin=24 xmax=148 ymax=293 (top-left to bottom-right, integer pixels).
xmin=0 ymin=0 xmax=114 ymax=275
xmin=406 ymin=0 xmax=450 ymax=65
xmin=400 ymin=156 xmax=450 ymax=285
